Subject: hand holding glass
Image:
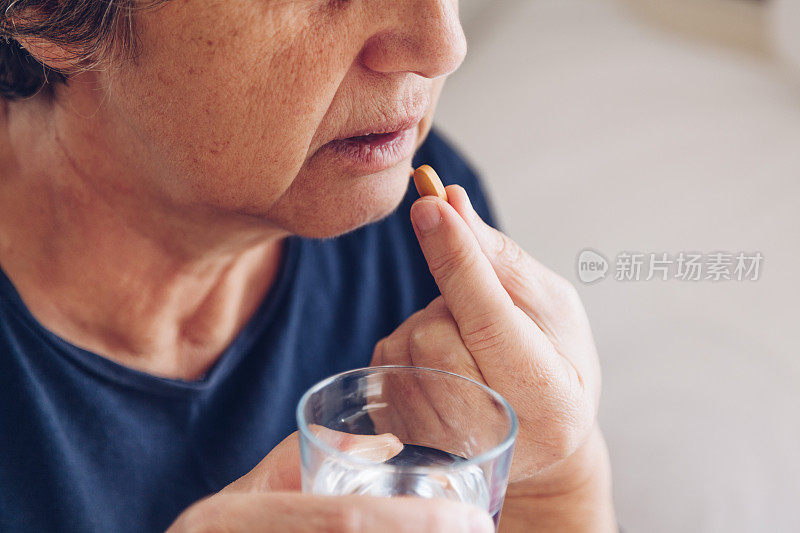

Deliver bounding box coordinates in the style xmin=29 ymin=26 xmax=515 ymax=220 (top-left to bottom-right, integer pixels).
xmin=297 ymin=366 xmax=518 ymax=528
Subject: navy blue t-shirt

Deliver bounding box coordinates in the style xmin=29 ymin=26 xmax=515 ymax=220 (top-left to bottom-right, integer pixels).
xmin=0 ymin=129 xmax=497 ymax=532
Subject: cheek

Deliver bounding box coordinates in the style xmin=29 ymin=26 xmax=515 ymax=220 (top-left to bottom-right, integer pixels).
xmin=107 ymin=0 xmax=352 ymax=212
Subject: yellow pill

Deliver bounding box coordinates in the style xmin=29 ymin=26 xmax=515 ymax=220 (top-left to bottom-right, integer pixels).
xmin=413 ymin=165 xmax=448 ymax=202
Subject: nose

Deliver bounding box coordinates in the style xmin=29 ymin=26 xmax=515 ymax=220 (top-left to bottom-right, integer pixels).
xmin=359 ymin=0 xmax=467 ymax=79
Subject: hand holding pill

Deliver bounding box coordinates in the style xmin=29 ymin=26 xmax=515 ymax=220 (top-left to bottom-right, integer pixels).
xmin=371 ymin=166 xmax=612 ymax=530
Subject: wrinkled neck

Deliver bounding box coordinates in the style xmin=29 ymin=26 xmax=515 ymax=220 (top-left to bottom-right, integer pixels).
xmin=0 ymin=95 xmax=288 ymax=380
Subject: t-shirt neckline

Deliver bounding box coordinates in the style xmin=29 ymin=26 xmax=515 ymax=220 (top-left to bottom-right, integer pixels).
xmin=0 ymin=236 xmax=303 ymax=398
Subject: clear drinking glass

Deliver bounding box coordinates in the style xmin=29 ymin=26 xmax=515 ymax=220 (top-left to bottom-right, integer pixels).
xmin=296 ymin=366 xmax=518 ymax=529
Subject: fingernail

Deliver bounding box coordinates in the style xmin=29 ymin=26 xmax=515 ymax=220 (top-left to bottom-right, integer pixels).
xmin=467 ymin=509 xmax=495 ymax=533
xmin=344 ymin=433 xmax=404 ymax=462
xmin=411 ymin=200 xmax=442 ymax=234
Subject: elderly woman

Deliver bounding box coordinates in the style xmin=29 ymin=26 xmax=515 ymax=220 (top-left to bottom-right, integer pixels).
xmin=0 ymin=1 xmax=615 ymax=532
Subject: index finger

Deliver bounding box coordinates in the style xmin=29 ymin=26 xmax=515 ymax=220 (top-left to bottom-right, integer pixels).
xmin=410 ymin=197 xmax=525 ymax=356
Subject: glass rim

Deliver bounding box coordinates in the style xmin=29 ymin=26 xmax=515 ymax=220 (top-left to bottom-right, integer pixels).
xmin=296 ymin=365 xmax=519 ymax=473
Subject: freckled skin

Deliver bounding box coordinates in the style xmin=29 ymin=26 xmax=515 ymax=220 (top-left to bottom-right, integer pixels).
xmin=0 ymin=0 xmax=466 ymax=377
xmin=59 ymin=0 xmax=465 ymax=240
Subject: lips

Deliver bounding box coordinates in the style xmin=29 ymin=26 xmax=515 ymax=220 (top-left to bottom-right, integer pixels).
xmin=336 ymin=115 xmax=426 ymax=142
xmin=323 ymin=127 xmax=417 ymax=173
xmin=318 ymin=112 xmax=425 ymax=173
xmin=344 ymin=131 xmax=406 ymax=145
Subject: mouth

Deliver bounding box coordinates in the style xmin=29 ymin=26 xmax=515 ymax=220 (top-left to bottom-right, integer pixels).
xmin=343 ymin=130 xmax=407 ymax=146
xmin=318 ymin=114 xmax=425 ymax=174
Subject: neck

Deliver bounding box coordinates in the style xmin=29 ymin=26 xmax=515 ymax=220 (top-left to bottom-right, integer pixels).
xmin=0 ymin=98 xmax=287 ymax=381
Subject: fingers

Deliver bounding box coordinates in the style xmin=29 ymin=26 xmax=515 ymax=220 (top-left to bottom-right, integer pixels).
xmin=410 ymin=197 xmax=515 ymax=333
xmin=375 ymin=297 xmax=483 ymax=383
xmin=170 ymin=492 xmax=495 ymax=533
xmin=410 ymin=196 xmax=529 ymax=367
xmin=370 ymin=298 xmax=486 ymax=447
xmin=410 ymin=195 xmax=567 ymax=397
xmin=370 ymin=302 xmax=458 ymax=442
xmin=371 ymin=308 xmax=423 ymax=367
xmin=445 ymin=185 xmax=586 ymax=334
xmin=311 ymin=426 xmax=404 ymax=462
xmin=224 ymin=430 xmax=403 ymax=493
xmin=445 ymin=185 xmax=598 ymax=398
xmin=409 ymin=318 xmax=482 ymax=382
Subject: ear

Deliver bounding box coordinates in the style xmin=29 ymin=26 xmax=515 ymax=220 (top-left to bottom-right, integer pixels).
xmin=13 ymin=35 xmax=79 ymax=73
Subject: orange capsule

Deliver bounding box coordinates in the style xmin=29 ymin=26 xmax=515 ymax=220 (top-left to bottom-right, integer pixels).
xmin=413 ymin=165 xmax=448 ymax=201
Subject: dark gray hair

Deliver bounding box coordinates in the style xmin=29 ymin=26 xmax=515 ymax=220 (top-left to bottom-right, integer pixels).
xmin=0 ymin=0 xmax=163 ymax=100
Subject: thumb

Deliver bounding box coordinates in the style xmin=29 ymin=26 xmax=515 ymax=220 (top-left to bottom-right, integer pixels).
xmin=223 ymin=431 xmax=303 ymax=493
xmin=224 ymin=428 xmax=404 ymax=493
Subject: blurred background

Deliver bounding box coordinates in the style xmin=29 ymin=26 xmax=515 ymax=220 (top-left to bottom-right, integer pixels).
xmin=436 ymin=0 xmax=800 ymax=531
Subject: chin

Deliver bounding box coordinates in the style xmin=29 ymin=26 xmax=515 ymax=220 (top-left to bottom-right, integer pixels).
xmin=267 ymin=164 xmax=413 ymax=239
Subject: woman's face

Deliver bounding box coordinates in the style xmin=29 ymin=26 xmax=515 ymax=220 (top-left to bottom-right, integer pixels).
xmin=76 ymin=0 xmax=465 ymax=239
